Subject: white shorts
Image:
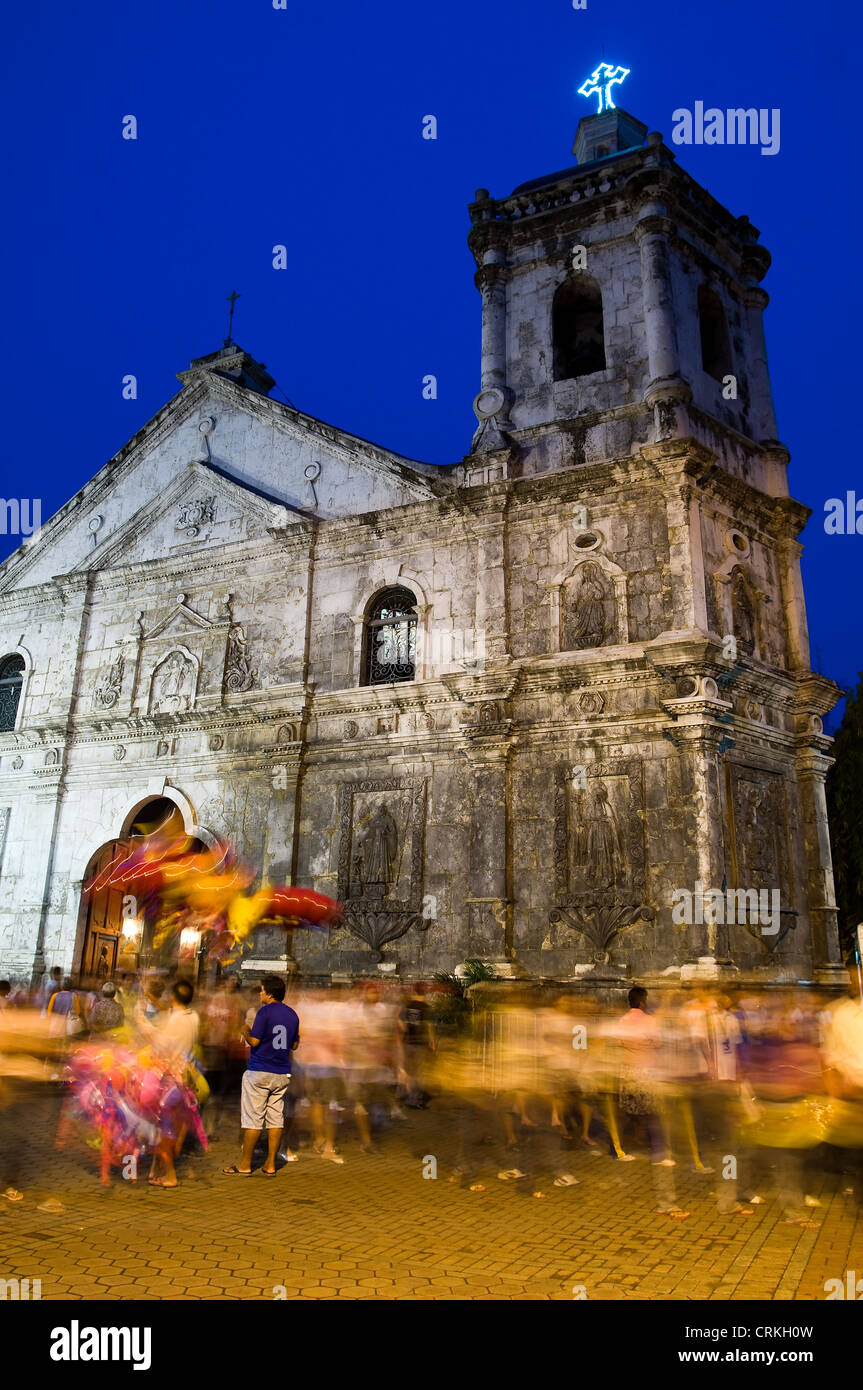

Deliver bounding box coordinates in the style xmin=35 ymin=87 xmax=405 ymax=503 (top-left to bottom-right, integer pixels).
xmin=241 ymin=1070 xmax=291 ymax=1129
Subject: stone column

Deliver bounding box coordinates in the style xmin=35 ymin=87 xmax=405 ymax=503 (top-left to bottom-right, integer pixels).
xmin=261 ymin=746 xmax=304 ymax=970
xmin=634 ymin=214 xmax=683 ymax=391
xmin=474 ymin=511 xmax=510 ymax=665
xmin=741 ymin=287 xmax=778 ymax=445
xmin=461 ymin=731 xmax=515 ymax=965
xmin=672 ymin=720 xmax=732 ymax=963
xmin=476 ymin=259 xmax=508 ymax=396
xmin=795 ymin=743 xmax=844 ymax=981
xmin=771 ymin=525 xmax=811 ymax=672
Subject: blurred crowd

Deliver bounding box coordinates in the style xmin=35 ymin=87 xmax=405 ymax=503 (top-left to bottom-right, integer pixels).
xmin=1 ymin=967 xmax=862 ymax=1222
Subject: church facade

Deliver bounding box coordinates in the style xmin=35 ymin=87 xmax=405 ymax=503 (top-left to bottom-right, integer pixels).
xmin=0 ymin=106 xmax=844 ymax=988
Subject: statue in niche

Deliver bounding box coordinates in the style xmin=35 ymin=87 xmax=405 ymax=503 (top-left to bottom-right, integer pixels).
xmin=736 ymin=780 xmax=773 ymax=883
xmin=355 ymin=802 xmax=398 ymax=900
xmin=150 ymin=651 xmax=195 ymax=714
xmin=572 ymin=782 xmax=624 ymax=891
xmin=564 ymin=562 xmax=612 ymax=650
xmin=731 ymin=570 xmax=757 ymax=656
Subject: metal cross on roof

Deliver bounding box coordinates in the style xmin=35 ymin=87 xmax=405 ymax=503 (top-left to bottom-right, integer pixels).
xmin=578 ymin=63 xmax=631 ymax=114
xmin=224 ymin=290 xmax=241 ymax=347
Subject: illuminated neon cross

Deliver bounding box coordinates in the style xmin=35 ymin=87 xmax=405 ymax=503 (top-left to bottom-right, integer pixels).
xmin=578 ymin=62 xmax=631 ymax=114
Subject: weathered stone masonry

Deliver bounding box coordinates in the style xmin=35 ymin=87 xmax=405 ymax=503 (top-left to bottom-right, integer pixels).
xmin=0 ymin=106 xmax=842 ymax=986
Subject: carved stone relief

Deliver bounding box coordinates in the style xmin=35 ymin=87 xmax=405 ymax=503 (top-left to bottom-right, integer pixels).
xmin=727 ymin=765 xmax=793 ymax=950
xmin=177 ymin=496 xmax=216 ymax=539
xmin=149 ymin=650 xmax=197 ymax=715
xmin=224 ymin=625 xmax=256 ymax=693
xmin=337 ymin=777 xmax=428 ymax=959
xmin=549 ymin=760 xmax=651 ymax=964
xmin=731 ymin=567 xmax=757 ymax=657
xmin=561 ymin=561 xmax=617 ymax=650
xmin=93 ymin=653 xmax=124 ymax=710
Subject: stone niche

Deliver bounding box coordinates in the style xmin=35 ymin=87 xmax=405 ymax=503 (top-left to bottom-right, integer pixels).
xmin=547 ymin=757 xmax=651 ymax=969
xmin=331 ymin=776 xmax=429 ymax=961
xmin=725 ymin=762 xmax=795 ymax=953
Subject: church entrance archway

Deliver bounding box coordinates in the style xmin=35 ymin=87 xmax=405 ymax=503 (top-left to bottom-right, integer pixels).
xmin=73 ymin=796 xmax=210 ymax=981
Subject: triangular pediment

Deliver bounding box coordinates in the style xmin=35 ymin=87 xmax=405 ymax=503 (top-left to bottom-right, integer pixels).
xmin=71 ymin=459 xmax=296 ymax=574
xmin=0 ymin=368 xmax=451 ymax=593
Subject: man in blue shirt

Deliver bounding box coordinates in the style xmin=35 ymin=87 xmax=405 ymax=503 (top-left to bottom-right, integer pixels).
xmin=223 ymin=974 xmax=299 ymax=1178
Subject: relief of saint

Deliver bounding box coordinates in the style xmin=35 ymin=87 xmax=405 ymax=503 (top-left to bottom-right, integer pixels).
xmin=353 ymin=802 xmax=399 ymax=899
xmin=564 ymin=562 xmax=611 ymax=650
xmin=572 ymin=782 xmax=625 ymax=892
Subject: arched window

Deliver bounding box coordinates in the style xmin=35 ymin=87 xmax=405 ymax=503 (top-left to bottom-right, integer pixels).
xmin=364 ymin=588 xmax=417 ymax=685
xmin=552 ymin=276 xmax=606 ymax=381
xmin=698 ymin=285 xmax=733 ymax=382
xmin=0 ymin=655 xmax=24 ymax=732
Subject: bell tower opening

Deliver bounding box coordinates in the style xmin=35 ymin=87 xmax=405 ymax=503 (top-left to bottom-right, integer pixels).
xmin=552 ymin=277 xmax=606 ymax=381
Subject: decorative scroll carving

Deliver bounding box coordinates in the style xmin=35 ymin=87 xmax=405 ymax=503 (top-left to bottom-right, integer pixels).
xmin=177 ymin=495 xmax=216 ymax=539
xmin=93 ymin=653 xmax=124 ymax=710
xmin=341 ymin=907 xmax=423 ymax=962
xmin=224 ymin=625 xmax=256 ymax=693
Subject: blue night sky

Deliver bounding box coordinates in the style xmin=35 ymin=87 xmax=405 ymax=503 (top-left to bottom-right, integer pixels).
xmin=2 ymin=0 xmax=859 ymax=726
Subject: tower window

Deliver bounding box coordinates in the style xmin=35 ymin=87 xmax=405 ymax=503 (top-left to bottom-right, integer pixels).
xmin=363 ymin=587 xmax=417 ymax=685
xmin=553 ymin=277 xmax=606 ymax=381
xmin=698 ymin=285 xmax=733 ymax=382
xmin=0 ymin=655 xmax=24 ymax=732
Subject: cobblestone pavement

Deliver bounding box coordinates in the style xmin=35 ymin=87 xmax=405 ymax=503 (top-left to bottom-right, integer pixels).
xmin=2 ymin=1088 xmax=862 ymax=1301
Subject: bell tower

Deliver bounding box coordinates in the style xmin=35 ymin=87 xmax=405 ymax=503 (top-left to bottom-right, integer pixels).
xmin=466 ymin=89 xmax=783 ymax=490
xmin=460 ymin=75 xmax=844 ymax=985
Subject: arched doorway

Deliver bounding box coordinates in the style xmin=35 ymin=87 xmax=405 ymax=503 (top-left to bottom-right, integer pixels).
xmin=75 ymin=797 xmax=209 ymax=980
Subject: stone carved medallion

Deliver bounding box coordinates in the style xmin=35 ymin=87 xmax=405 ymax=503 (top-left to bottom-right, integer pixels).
xmin=93 ymin=653 xmax=124 ymax=710
xmin=342 ymin=720 xmax=359 ymax=740
xmin=113 ymin=745 xmax=126 ymax=762
xmin=10 ymin=756 xmax=23 ymax=771
xmin=150 ymin=650 xmax=196 ymax=715
xmin=177 ymin=495 xmax=216 ymax=539
xmin=208 ymin=734 xmax=224 ymax=751
xmin=44 ymin=748 xmax=59 ymax=767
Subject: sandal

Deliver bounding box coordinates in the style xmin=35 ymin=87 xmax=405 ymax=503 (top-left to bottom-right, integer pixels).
xmin=3 ymin=1188 xmax=23 ymax=1203
xmin=222 ymin=1165 xmax=252 ymax=1176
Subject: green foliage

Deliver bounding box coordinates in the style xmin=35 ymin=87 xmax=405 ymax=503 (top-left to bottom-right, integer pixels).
xmin=825 ymin=672 xmax=863 ymax=961
xmin=429 ymin=960 xmax=499 ymax=1029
